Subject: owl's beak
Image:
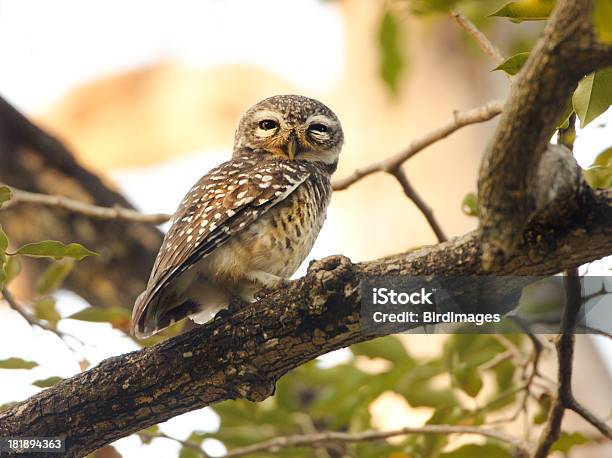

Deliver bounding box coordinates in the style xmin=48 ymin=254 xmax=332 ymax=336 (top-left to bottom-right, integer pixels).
xmin=285 ymin=132 xmax=298 ymax=160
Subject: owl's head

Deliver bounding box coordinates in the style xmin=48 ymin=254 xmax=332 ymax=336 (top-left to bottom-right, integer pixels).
xmin=233 ymin=95 xmax=344 ymax=166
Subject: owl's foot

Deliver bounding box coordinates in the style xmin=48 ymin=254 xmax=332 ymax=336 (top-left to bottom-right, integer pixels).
xmin=228 ymin=295 xmax=251 ymax=313
xmin=213 ymin=307 xmax=232 ymax=321
xmin=244 ymin=270 xmax=290 ymax=299
xmin=255 ymin=278 xmax=291 ymax=300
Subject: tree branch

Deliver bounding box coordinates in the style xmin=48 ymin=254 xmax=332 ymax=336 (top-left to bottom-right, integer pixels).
xmin=0 ymin=186 xmax=609 ymax=457
xmin=1 ymin=287 xmax=85 ymax=349
xmin=451 ymin=11 xmax=505 ymax=65
xmin=389 ymin=167 xmax=447 ymax=242
xmin=0 ymin=96 xmax=164 ymax=309
xmin=532 ymin=267 xmax=611 ymax=458
xmin=2 ymin=185 xmax=171 ymax=224
xmin=477 ymin=0 xmax=612 ymax=268
xmin=138 ymin=431 xmax=209 ymax=457
xmin=331 ymin=99 xmax=504 ymax=191
xmin=222 ymin=424 xmax=529 ymax=458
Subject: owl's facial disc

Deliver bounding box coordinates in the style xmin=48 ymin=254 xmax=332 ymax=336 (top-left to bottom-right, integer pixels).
xmin=234 ymin=95 xmax=344 ymax=165
xmin=250 ymin=110 xmax=304 ymax=160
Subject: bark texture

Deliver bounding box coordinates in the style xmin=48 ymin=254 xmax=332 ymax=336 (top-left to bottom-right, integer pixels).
xmin=477 ymin=0 xmax=612 ymax=267
xmin=0 ymin=187 xmax=610 ymax=457
xmin=0 ymin=97 xmax=163 ymax=309
xmin=1 ymin=1 xmax=612 ymax=456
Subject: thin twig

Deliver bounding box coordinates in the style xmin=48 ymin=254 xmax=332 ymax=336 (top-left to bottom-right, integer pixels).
xmin=492 ymin=333 xmax=526 ymax=364
xmin=2 ymin=102 xmax=503 ymax=229
xmin=1 ymin=288 xmax=85 ymax=350
xmin=567 ymin=399 xmax=612 ymax=439
xmin=291 ymin=412 xmax=331 ymax=458
xmin=389 ymin=167 xmax=447 ymax=242
xmin=1 ymin=186 xmax=171 ymax=225
xmin=332 ymin=99 xmax=504 ymax=191
xmin=222 ymin=424 xmax=529 ymax=458
xmin=531 ymin=268 xmax=612 ymax=458
xmin=138 ymin=431 xmax=209 ymax=457
xmin=451 ymin=11 xmax=505 ymax=65
xmin=479 ymin=350 xmax=514 ymax=372
xmin=507 ymin=319 xmax=554 ymax=431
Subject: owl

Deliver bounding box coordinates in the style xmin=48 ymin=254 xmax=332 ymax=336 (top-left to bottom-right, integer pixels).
xmin=131 ymin=95 xmax=344 ymax=338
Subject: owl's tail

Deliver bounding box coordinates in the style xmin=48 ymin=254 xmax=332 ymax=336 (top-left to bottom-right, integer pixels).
xmin=130 ymin=288 xmax=200 ymax=339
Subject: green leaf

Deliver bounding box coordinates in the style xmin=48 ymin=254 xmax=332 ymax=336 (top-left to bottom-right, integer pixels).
xmin=0 ymin=186 xmax=11 ymax=208
xmin=0 ymin=225 xmax=8 ymax=289
xmin=37 ymin=259 xmax=75 ymax=295
xmin=557 ymin=99 xmax=574 ymax=129
xmin=440 ymin=443 xmax=512 ymax=458
xmin=461 ymin=192 xmax=479 ymax=217
xmin=138 ymin=425 xmax=159 ymax=445
xmin=16 ymin=240 xmax=97 ymax=260
xmin=178 ymin=447 xmax=202 ymax=458
xmin=490 ymin=0 xmax=556 ymax=21
xmin=32 ymin=376 xmax=63 ymax=388
xmin=410 ymin=0 xmax=461 ymax=14
xmin=68 ymin=306 xmax=131 ymax=330
xmin=0 ymin=357 xmax=38 ymax=370
xmin=452 ymin=362 xmax=483 ymax=397
xmin=351 ymin=336 xmax=412 ymax=364
xmin=378 ymin=9 xmax=406 ymax=96
xmin=583 ymin=146 xmax=612 ymax=189
xmin=4 ymin=256 xmax=21 ymax=286
xmin=594 ymin=0 xmax=612 ymax=43
xmin=592 ymin=147 xmax=612 ymax=167
xmin=533 ymin=394 xmax=552 ymax=424
xmin=493 ymin=52 xmax=529 ymax=75
xmin=494 ymin=359 xmax=516 ymax=391
xmin=415 ymin=406 xmax=460 ymax=457
xmin=551 ymin=431 xmax=591 ymax=453
xmin=584 ymin=165 xmax=612 ymax=188
xmin=572 ymin=67 xmax=612 ymax=128
xmin=401 ymin=380 xmax=456 ymax=407
xmin=0 ymin=224 xmax=8 ymax=252
xmin=33 ymin=297 xmax=61 ymax=329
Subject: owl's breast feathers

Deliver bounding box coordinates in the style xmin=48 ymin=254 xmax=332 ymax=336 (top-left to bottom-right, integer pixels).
xmin=131 ymin=153 xmax=332 ymax=336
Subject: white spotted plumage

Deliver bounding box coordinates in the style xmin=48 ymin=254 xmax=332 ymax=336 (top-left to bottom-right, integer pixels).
xmin=131 ymin=95 xmax=343 ymax=338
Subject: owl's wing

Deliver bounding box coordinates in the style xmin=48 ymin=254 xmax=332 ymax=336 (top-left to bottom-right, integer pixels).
xmin=131 ymin=158 xmax=310 ymax=336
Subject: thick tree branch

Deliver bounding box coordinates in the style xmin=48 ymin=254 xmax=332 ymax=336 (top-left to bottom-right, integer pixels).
xmin=477 ymin=0 xmax=612 ymax=268
xmin=0 ymin=96 xmax=163 ymax=309
xmin=0 ymin=3 xmax=610 ymax=455
xmin=0 ymin=186 xmax=609 ymax=457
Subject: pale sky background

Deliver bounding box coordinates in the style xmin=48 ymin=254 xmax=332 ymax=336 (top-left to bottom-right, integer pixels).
xmin=0 ymin=0 xmax=610 ymax=456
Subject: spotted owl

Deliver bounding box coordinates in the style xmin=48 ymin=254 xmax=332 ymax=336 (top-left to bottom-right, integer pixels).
xmin=131 ymin=95 xmax=344 ymax=338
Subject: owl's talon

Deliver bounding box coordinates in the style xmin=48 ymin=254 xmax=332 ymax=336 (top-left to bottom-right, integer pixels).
xmin=255 ymin=279 xmax=291 ymax=300
xmin=228 ymin=295 xmax=250 ymax=313
xmin=213 ymin=308 xmax=232 ymax=321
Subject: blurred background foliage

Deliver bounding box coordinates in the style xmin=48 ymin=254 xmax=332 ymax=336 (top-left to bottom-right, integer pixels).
xmin=1 ymin=0 xmax=611 ymax=457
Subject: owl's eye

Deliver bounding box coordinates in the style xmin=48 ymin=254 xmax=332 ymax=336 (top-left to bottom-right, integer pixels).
xmin=309 ymin=123 xmax=328 ymax=133
xmin=259 ymin=119 xmax=278 ymax=130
